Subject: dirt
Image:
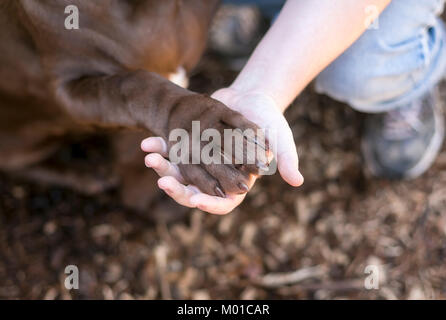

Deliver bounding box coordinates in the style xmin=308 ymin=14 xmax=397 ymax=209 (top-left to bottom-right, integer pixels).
xmin=1 ymin=53 xmax=446 ymax=300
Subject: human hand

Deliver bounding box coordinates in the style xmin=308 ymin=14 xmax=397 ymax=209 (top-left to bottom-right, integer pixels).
xmin=141 ymin=87 xmax=303 ymax=215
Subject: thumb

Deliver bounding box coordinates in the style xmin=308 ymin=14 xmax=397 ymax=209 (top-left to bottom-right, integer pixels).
xmin=269 ymin=116 xmax=304 ymax=187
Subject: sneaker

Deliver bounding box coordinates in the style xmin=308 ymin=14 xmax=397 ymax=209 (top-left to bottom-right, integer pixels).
xmin=361 ymin=87 xmax=445 ymax=179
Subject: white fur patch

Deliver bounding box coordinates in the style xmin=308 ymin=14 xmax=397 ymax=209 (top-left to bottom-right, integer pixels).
xmin=168 ymin=67 xmax=189 ymax=88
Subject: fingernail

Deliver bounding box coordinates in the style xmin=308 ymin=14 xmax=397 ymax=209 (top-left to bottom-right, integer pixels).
xmin=297 ymin=171 xmax=304 ymax=184
xmin=215 ymin=186 xmax=226 ymax=198
xmin=238 ymin=182 xmax=249 ymax=192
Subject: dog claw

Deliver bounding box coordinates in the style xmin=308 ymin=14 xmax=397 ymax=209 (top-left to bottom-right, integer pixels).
xmin=215 ymin=186 xmax=226 ymax=198
xmin=256 ymin=160 xmax=269 ymax=172
xmin=238 ymin=182 xmax=249 ymax=192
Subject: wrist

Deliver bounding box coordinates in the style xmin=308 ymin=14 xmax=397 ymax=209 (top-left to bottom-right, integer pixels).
xmin=212 ymin=86 xmax=282 ymax=114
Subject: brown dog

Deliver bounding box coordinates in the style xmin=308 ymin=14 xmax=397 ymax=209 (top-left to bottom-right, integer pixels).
xmin=0 ymin=0 xmax=267 ymax=209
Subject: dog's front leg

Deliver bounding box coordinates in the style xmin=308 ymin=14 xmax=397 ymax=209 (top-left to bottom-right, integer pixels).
xmin=53 ymin=69 xmax=269 ymax=197
xmin=55 ymin=70 xmax=192 ymax=139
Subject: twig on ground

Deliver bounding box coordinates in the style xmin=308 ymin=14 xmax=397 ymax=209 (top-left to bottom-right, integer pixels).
xmin=255 ymin=266 xmax=326 ymax=288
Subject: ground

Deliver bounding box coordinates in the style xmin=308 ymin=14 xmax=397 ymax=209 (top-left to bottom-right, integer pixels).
xmin=1 ymin=53 xmax=446 ymax=300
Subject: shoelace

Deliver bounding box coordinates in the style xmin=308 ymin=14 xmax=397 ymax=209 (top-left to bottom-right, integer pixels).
xmin=382 ymin=99 xmax=425 ymax=141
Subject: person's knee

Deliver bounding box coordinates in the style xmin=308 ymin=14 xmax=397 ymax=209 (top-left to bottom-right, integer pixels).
xmin=316 ymin=0 xmax=446 ymax=112
xmin=315 ymin=47 xmax=380 ymax=109
xmin=314 ymin=34 xmax=408 ymax=110
xmin=316 ymin=25 xmax=446 ymax=112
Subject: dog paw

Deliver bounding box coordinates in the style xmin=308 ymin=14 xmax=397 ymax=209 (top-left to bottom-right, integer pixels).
xmin=167 ymin=94 xmax=270 ymax=197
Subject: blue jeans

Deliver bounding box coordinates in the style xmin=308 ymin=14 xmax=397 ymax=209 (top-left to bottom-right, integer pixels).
xmin=223 ymin=0 xmax=446 ymax=113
